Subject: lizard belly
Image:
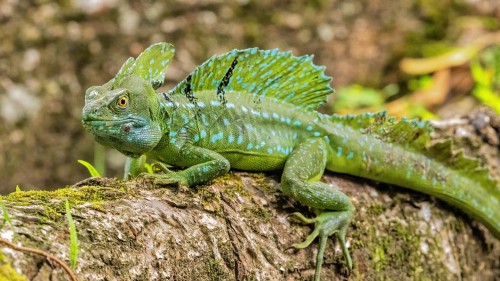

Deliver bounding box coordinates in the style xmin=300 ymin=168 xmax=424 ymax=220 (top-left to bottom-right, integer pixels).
xmin=220 ymin=150 xmax=287 ymax=171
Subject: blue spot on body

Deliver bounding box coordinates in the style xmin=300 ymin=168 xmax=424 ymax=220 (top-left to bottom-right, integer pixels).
xmin=211 ymin=132 xmax=223 ymax=143
xmin=228 ymin=135 xmax=235 ymax=143
xmin=237 ymin=135 xmax=243 ymax=144
xmin=347 ymin=152 xmax=354 ymax=159
xmin=150 ymin=59 xmax=155 ymax=64
xmin=293 ymin=120 xmax=301 ymax=126
xmin=169 ymin=131 xmax=177 ymax=137
xmin=200 ymin=130 xmax=207 ymax=138
xmin=313 ymin=132 xmax=321 ymax=137
xmin=247 ymin=143 xmax=253 ymax=149
xmin=307 ymin=125 xmax=313 ymax=131
xmin=202 ymin=166 xmax=209 ymax=173
xmin=194 ymin=135 xmax=200 ymax=142
xmin=337 ymin=147 xmax=342 ymax=157
xmin=267 ymin=148 xmax=273 ymax=154
xmin=170 ymin=138 xmax=176 ymax=144
xmin=201 ymin=114 xmax=209 ymax=126
xmin=223 ymin=118 xmax=230 ymax=126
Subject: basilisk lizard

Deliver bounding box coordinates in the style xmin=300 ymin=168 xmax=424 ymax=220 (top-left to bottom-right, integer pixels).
xmin=82 ymin=43 xmax=500 ymax=280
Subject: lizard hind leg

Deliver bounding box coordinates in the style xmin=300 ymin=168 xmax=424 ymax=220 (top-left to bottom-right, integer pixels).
xmin=281 ymin=138 xmax=354 ymax=281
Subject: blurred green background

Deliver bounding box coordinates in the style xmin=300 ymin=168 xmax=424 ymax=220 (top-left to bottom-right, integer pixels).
xmin=1 ymin=0 xmax=499 ymax=192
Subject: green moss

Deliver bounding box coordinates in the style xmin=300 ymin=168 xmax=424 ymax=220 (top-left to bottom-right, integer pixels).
xmin=213 ymin=173 xmax=248 ymax=198
xmin=248 ymin=173 xmax=276 ymax=193
xmin=372 ymin=245 xmax=387 ymax=272
xmin=207 ymin=258 xmax=226 ymax=280
xmin=197 ymin=186 xmax=222 ymax=214
xmin=0 ymin=264 xmax=26 ymax=281
xmin=0 ymin=253 xmax=26 ymax=281
xmin=4 ymin=183 xmax=129 ymax=221
xmin=242 ymin=206 xmax=270 ymax=222
xmin=367 ymin=204 xmax=386 ymax=216
xmin=217 ymin=239 xmax=234 ymax=271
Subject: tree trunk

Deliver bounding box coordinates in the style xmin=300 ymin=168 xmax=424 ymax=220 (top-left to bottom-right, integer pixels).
xmin=1 ymin=108 xmax=499 ymax=281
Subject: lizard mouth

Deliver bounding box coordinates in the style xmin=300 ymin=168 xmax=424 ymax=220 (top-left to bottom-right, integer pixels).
xmin=82 ymin=117 xmax=148 ymax=133
xmin=82 ymin=117 xmax=146 ymax=126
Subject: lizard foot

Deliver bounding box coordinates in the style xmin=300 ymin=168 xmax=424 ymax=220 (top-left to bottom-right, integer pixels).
xmin=289 ymin=210 xmax=353 ymax=281
xmin=139 ymin=171 xmax=189 ymax=189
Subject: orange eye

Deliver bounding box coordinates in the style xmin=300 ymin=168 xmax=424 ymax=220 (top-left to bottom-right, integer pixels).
xmin=117 ymin=96 xmax=128 ymax=108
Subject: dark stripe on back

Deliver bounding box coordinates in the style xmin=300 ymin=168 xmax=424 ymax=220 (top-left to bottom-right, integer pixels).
xmin=217 ymin=56 xmax=239 ymax=106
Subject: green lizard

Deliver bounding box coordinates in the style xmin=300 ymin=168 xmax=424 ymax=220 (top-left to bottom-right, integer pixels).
xmin=82 ymin=42 xmax=500 ymax=280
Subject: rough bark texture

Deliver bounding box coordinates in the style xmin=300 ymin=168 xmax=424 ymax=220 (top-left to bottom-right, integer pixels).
xmin=1 ymin=109 xmax=499 ymax=281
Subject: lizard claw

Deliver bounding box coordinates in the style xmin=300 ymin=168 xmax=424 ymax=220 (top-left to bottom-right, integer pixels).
xmin=290 ymin=211 xmax=354 ymax=281
xmin=151 ymin=162 xmax=173 ymax=173
xmin=288 ymin=212 xmax=316 ymax=224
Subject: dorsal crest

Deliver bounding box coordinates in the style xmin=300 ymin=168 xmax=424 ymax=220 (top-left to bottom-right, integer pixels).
xmin=168 ymin=48 xmax=333 ymax=111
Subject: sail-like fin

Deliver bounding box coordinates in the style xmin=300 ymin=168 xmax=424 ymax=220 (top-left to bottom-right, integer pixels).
xmin=169 ymin=48 xmax=333 ymax=111
xmin=113 ymin=43 xmax=175 ymax=89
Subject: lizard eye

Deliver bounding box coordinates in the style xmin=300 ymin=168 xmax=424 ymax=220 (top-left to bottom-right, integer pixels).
xmin=117 ymin=96 xmax=128 ymax=108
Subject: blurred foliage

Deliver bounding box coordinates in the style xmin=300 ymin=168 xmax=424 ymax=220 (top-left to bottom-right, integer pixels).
xmin=471 ymin=46 xmax=500 ymax=114
xmin=332 ymin=84 xmax=398 ymax=112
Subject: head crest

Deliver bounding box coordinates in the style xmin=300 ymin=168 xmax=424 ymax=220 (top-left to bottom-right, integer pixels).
xmin=113 ymin=43 xmax=175 ymax=89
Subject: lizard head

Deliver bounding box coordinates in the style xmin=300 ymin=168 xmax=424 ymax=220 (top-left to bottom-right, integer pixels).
xmin=82 ymin=43 xmax=175 ymax=157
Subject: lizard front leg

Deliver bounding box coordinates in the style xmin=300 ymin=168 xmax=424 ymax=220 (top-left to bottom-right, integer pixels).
xmin=124 ymin=155 xmax=147 ymax=180
xmin=143 ymin=144 xmax=230 ymax=188
xmin=281 ymin=138 xmax=354 ymax=281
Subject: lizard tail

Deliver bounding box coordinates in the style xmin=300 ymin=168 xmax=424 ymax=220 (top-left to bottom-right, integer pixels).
xmin=325 ymin=111 xmax=500 ymax=238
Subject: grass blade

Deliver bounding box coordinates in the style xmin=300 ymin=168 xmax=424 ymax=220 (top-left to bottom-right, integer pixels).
xmin=77 ymin=160 xmax=101 ymax=177
xmin=65 ymin=200 xmax=79 ymax=269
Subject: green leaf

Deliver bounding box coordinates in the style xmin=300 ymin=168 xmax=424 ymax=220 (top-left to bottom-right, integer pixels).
xmin=65 ymin=200 xmax=79 ymax=269
xmin=77 ymin=160 xmax=101 ymax=177
xmin=15 ymin=185 xmax=21 ymax=192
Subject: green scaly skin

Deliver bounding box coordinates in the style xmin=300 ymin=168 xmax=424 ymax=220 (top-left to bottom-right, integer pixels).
xmin=82 ymin=43 xmax=500 ymax=281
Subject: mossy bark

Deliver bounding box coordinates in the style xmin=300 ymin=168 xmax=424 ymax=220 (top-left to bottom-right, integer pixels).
xmin=1 ymin=109 xmax=499 ymax=281
xmin=1 ymin=174 xmax=499 ymax=281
